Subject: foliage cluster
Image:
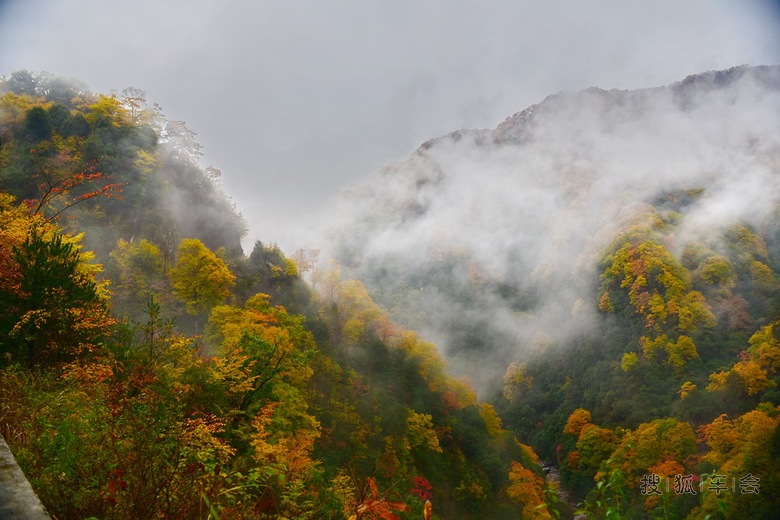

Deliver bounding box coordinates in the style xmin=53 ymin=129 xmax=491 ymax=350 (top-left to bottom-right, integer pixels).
xmin=0 ymin=71 xmax=551 ymax=519
xmin=497 ymin=205 xmax=780 ymax=518
xmin=7 ymin=68 xmax=779 ymax=519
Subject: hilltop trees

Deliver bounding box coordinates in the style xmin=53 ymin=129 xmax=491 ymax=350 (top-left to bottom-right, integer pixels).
xmin=0 ymin=71 xmax=246 ymax=260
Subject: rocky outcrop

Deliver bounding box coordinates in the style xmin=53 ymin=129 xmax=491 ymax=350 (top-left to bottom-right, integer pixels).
xmin=0 ymin=437 xmax=50 ymax=519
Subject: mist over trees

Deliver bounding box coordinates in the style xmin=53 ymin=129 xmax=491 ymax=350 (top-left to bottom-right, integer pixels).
xmin=0 ymin=66 xmax=779 ymax=519
xmin=329 ymin=65 xmax=780 ymax=518
xmin=0 ymin=70 xmax=543 ymax=519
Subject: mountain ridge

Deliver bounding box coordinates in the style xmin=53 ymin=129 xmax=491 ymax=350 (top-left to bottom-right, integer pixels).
xmin=332 ymin=62 xmax=780 ymax=396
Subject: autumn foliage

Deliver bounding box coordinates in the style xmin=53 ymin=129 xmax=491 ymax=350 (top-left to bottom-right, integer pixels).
xmin=3 ymin=70 xmax=779 ymax=520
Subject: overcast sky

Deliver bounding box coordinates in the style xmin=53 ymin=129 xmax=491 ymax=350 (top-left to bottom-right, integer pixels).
xmin=1 ymin=0 xmax=779 ymax=250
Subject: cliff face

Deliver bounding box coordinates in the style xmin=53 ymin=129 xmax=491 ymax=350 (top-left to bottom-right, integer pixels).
xmin=0 ymin=437 xmax=50 ymax=519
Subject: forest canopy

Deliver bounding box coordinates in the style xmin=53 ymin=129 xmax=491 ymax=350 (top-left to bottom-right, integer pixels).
xmin=0 ymin=70 xmax=545 ymax=520
xmin=1 ymin=67 xmax=779 ymax=519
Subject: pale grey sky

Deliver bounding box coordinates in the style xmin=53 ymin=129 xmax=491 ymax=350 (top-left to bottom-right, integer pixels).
xmin=1 ymin=0 xmax=779 ymax=250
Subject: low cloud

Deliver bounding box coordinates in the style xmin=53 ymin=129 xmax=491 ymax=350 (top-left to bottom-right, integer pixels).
xmin=1 ymin=2 xmax=778 ymax=249
xmin=328 ymin=66 xmax=780 ymax=394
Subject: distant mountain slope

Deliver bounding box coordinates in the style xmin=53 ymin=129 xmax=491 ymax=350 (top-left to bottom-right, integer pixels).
xmin=332 ymin=65 xmax=780 ymax=393
xmin=331 ymin=65 xmax=780 ymax=517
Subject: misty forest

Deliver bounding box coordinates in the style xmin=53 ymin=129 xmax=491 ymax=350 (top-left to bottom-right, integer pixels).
xmin=0 ymin=65 xmax=778 ymax=520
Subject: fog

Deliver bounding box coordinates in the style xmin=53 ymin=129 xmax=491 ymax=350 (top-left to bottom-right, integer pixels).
xmin=330 ymin=66 xmax=780 ymax=393
xmin=1 ymin=1 xmax=779 ymax=252
xmin=2 ymin=1 xmax=780 ymax=395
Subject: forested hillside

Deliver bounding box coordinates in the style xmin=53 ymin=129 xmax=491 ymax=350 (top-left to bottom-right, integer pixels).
xmin=1 ymin=65 xmax=779 ymax=520
xmin=0 ymin=71 xmax=549 ymax=519
xmin=332 ymin=65 xmax=780 ymax=519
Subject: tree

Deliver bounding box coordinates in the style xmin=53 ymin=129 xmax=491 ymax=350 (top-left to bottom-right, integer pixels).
xmin=108 ymin=238 xmax=166 ymax=315
xmin=208 ymin=293 xmax=316 ymax=410
xmin=207 ymin=294 xmax=321 ymax=515
xmin=1 ymin=225 xmax=111 ymax=366
xmin=169 ymin=238 xmax=235 ymax=314
xmin=163 ymin=120 xmax=202 ymax=164
xmin=748 ymin=322 xmax=780 ymax=373
xmin=120 ymin=86 xmax=147 ymax=122
xmin=85 ymin=94 xmax=129 ymax=126
xmin=406 ymin=410 xmax=442 ymax=453
xmin=23 ymin=106 xmax=53 ymax=142
xmin=707 ymin=322 xmax=780 ymax=397
xmin=600 ymin=238 xmax=715 ymax=370
xmin=35 ymin=72 xmax=84 ymax=106
xmin=605 ymin=418 xmax=696 ymax=483
xmin=291 ymin=248 xmax=320 ymax=277
xmin=697 ymin=407 xmax=780 ymax=519
xmin=563 ymin=408 xmax=592 ymax=437
xmin=4 ymin=70 xmax=37 ymax=96
xmin=575 ymin=424 xmax=617 ymax=471
xmin=507 ymin=461 xmax=553 ymax=519
xmin=27 ymin=157 xmax=124 ymax=224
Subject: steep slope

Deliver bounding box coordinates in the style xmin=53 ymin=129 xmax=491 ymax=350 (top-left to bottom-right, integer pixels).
xmin=0 ymin=72 xmax=549 ymax=519
xmin=331 ymin=64 xmax=780 ymax=518
xmin=0 ymin=71 xmax=246 ymax=263
xmin=333 ymin=64 xmax=780 ymax=393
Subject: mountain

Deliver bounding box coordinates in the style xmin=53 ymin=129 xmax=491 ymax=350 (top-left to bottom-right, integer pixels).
xmin=1 ymin=65 xmax=778 ymax=519
xmin=331 ymin=65 xmax=780 ymax=517
xmin=0 ymin=70 xmax=547 ymax=519
xmin=333 ymin=64 xmax=780 ymax=389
